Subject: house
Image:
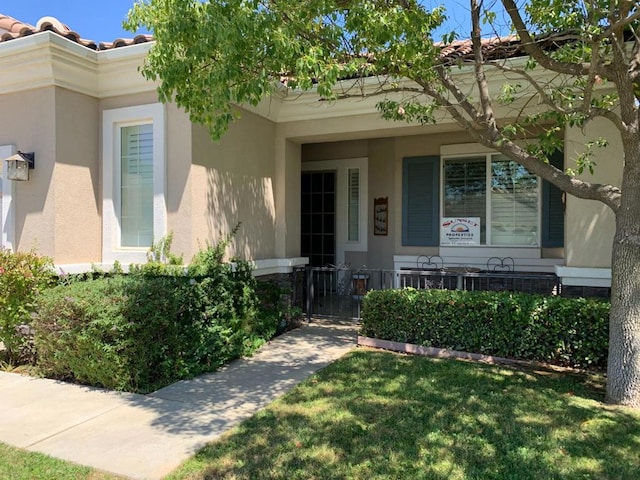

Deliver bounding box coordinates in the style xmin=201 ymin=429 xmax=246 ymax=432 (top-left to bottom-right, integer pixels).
xmin=0 ymin=13 xmax=617 ymax=295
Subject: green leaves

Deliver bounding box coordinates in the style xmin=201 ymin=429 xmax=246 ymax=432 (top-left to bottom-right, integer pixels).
xmin=0 ymin=249 xmax=54 ymax=364
xmin=126 ymin=0 xmax=448 ymax=139
xmin=362 ymin=289 xmax=610 ymax=369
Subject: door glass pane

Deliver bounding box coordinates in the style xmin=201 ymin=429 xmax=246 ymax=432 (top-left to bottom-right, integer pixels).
xmin=120 ymin=124 xmax=153 ymax=247
xmin=491 ymin=156 xmax=538 ymax=245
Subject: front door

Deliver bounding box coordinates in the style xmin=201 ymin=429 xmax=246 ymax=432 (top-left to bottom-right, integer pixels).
xmin=301 ymin=171 xmax=336 ymax=267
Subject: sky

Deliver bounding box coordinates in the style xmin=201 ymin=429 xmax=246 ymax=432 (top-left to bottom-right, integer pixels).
xmin=1 ymin=1 xmax=507 ymax=43
xmin=1 ymin=0 xmax=149 ymax=42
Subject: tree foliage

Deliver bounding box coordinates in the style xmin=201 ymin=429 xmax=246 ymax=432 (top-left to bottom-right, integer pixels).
xmin=127 ymin=0 xmax=640 ymax=407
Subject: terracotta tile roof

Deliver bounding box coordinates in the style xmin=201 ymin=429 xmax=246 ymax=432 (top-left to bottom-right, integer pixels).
xmin=437 ymin=35 xmax=525 ymax=63
xmin=0 ymin=12 xmax=564 ymax=62
xmin=0 ymin=13 xmax=152 ymax=51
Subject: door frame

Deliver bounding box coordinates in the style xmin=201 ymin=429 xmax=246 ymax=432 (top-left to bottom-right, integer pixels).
xmin=302 ymin=157 xmax=368 ymax=266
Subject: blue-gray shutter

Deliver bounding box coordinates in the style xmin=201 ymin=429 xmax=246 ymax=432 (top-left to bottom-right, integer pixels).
xmin=541 ymin=151 xmax=565 ymax=247
xmin=402 ymin=156 xmax=440 ymax=246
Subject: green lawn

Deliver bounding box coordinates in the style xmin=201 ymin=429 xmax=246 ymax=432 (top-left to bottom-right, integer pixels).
xmin=168 ymin=349 xmax=640 ymax=480
xmin=0 ymin=443 xmax=123 ymax=480
xmin=4 ymin=349 xmax=639 ymax=480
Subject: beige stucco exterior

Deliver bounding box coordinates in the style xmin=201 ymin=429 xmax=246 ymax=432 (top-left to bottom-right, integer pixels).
xmin=564 ymin=118 xmax=622 ymax=268
xmin=191 ymin=109 xmax=277 ymax=262
xmin=0 ymin=29 xmax=623 ymax=284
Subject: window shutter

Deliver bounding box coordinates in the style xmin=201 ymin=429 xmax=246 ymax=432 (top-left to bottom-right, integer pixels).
xmin=541 ymin=150 xmax=565 ymax=247
xmin=402 ymin=156 xmax=440 ymax=246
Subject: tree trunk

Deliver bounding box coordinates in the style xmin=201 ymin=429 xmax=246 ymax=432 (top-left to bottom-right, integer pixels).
xmin=606 ymin=144 xmax=640 ymax=408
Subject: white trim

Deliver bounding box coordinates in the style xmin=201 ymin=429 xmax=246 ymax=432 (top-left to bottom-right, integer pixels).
xmin=251 ymin=257 xmax=309 ymax=276
xmin=394 ymin=254 xmax=562 ymax=273
xmin=0 ymin=32 xmax=154 ymax=99
xmin=55 ymin=257 xmax=309 ymax=277
xmin=102 ymin=103 xmax=166 ymax=264
xmin=555 ymin=266 xmax=611 ymax=287
xmin=0 ymin=144 xmax=16 ymax=250
xmin=302 ymin=158 xmax=368 ymax=265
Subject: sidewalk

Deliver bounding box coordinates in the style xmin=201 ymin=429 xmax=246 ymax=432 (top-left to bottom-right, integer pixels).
xmin=0 ymin=318 xmax=358 ymax=479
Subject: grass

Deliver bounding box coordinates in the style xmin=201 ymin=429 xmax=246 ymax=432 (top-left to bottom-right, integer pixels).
xmin=167 ymin=348 xmax=640 ymax=480
xmin=0 ymin=443 xmax=123 ymax=480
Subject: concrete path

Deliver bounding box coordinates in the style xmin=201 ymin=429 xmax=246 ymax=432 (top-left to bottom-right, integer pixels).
xmin=0 ymin=319 xmax=358 ymax=479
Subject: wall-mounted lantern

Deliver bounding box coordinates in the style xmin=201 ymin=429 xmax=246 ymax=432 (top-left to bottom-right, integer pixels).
xmin=5 ymin=152 xmax=35 ymax=181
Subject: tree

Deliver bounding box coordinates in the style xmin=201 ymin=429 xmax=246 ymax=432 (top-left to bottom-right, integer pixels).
xmin=126 ymin=0 xmax=640 ymax=407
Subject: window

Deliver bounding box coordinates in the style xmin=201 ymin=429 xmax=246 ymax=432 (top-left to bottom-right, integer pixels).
xmin=442 ymin=154 xmax=539 ymax=246
xmin=120 ymin=124 xmax=154 ymax=247
xmin=347 ymin=168 xmax=360 ymax=242
xmin=103 ymin=104 xmax=166 ymax=264
xmin=402 ymin=146 xmax=563 ymax=248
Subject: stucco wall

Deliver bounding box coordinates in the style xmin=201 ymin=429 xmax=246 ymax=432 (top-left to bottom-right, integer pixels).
xmin=0 ymin=87 xmax=57 ymax=257
xmin=564 ymin=119 xmax=622 ymax=268
xmin=165 ymin=102 xmax=193 ymax=262
xmin=191 ymin=108 xmax=277 ymax=261
xmin=367 ymin=137 xmax=396 ymax=269
xmin=54 ymin=87 xmax=100 ymax=264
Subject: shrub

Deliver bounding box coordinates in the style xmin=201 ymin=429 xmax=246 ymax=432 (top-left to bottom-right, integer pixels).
xmin=361 ymin=289 xmax=609 ymax=369
xmin=33 ymin=232 xmax=285 ymax=393
xmin=0 ymin=248 xmax=54 ymax=363
xmin=255 ymin=280 xmax=303 ymax=337
xmin=34 ymin=276 xmax=198 ymax=391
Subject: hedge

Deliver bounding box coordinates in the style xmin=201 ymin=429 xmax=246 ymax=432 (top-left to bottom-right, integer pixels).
xmin=34 ymin=266 xmax=280 ymax=393
xmin=360 ymin=288 xmax=610 ymax=369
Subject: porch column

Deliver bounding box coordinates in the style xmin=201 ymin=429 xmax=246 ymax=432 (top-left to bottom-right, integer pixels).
xmin=274 ymin=134 xmax=301 ymax=258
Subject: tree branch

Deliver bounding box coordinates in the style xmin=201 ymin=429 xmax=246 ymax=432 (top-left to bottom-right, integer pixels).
xmin=501 ymin=0 xmax=598 ymax=77
xmin=471 ymin=0 xmax=498 ymax=132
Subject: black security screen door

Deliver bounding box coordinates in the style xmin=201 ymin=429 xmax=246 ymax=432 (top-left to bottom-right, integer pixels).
xmin=301 ymin=171 xmax=336 ymax=267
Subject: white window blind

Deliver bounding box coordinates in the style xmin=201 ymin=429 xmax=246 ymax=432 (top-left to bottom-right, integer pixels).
xmin=120 ymin=124 xmax=154 ymax=247
xmin=443 ymin=157 xmax=487 ymax=243
xmin=442 ymin=154 xmax=539 ymax=246
xmin=347 ymin=168 xmax=359 ymax=242
xmin=490 ymin=156 xmax=538 ymax=245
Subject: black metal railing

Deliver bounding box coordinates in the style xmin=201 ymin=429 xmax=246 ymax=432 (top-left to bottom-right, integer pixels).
xmin=300 ymin=264 xmax=560 ymax=320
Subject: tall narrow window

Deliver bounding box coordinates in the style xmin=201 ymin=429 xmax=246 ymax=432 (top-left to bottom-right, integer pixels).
xmin=103 ymin=103 xmax=166 ymax=264
xmin=120 ymin=124 xmax=154 ymax=247
xmin=347 ymin=168 xmax=360 ymax=242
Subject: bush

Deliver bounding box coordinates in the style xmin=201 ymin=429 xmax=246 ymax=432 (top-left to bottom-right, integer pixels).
xmin=0 ymin=249 xmax=54 ymax=363
xmin=361 ymin=289 xmax=609 ymax=369
xmin=255 ymin=280 xmax=303 ymax=337
xmin=34 ymin=255 xmax=280 ymax=393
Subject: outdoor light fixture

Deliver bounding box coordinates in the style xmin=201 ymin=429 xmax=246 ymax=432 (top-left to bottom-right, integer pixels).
xmin=5 ymin=151 xmax=35 ymax=181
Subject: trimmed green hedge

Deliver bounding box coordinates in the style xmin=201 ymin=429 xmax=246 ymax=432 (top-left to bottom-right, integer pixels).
xmin=34 ymin=267 xmax=279 ymax=393
xmin=361 ymin=289 xmax=609 ymax=369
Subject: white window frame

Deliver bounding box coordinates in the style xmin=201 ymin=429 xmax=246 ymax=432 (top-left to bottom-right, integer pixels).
xmin=102 ymin=104 xmax=166 ymax=264
xmin=440 ymin=144 xmax=541 ymax=248
xmin=302 ymin=157 xmax=368 ymax=265
xmin=0 ymin=144 xmax=16 ymax=251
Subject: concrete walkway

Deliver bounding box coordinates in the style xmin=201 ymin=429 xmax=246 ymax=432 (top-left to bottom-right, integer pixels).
xmin=0 ymin=319 xmax=358 ymax=479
